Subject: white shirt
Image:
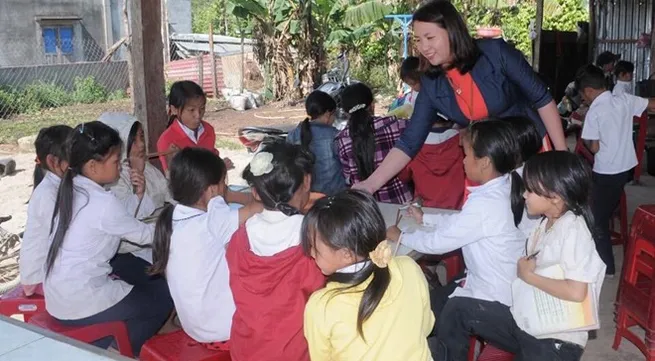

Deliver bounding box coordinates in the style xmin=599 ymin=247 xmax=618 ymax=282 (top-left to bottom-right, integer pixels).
xmin=516 ymin=212 xmax=605 ymax=347
xmin=612 ymin=80 xmax=632 ymax=96
xmin=177 ymin=120 xmax=205 ymax=143
xmin=581 ymin=91 xmax=647 ymax=174
xmin=20 ymin=172 xmax=60 ymax=286
xmin=110 ymin=163 xmax=172 ymax=219
xmin=245 ymin=210 xmax=304 ymax=256
xmin=44 ymin=176 xmax=154 ymax=320
xmin=401 ymin=175 xmax=525 ymax=306
xmin=166 ymin=196 xmax=239 ymax=343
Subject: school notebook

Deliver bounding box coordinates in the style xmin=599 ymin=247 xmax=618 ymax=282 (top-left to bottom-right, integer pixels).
xmin=510 ymin=264 xmax=599 ymax=337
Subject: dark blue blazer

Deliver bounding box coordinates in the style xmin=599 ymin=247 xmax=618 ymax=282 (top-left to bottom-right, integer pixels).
xmin=396 ymin=38 xmax=553 ymax=157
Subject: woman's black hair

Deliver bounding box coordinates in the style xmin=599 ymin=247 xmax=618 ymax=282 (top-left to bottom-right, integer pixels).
xmin=413 ymin=0 xmax=481 ymax=76
xmin=464 ymin=119 xmax=524 ymax=227
xmin=242 ymin=141 xmax=313 ymax=216
xmin=126 ymin=121 xmax=141 ymax=159
xmin=33 ymin=125 xmax=73 ymax=190
xmin=167 ymin=80 xmax=206 ymax=128
xmin=301 ymin=189 xmax=391 ymax=340
xmin=523 ymin=151 xmax=598 ymax=241
xmin=46 ymin=121 xmax=122 ymax=276
xmin=341 ymin=83 xmax=376 ymax=179
xmin=300 ymin=91 xmax=337 ymax=149
xmin=150 ymin=147 xmax=227 ymax=276
xmin=400 ymin=56 xmax=421 ymax=83
xmin=501 ymin=116 xmax=541 ymax=164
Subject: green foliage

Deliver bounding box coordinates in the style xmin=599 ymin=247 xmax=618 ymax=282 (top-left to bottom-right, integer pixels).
xmin=72 ymin=76 xmax=108 ymax=104
xmin=352 ymin=64 xmax=396 ymax=96
xmin=108 ymin=89 xmax=127 ymax=101
xmin=23 ymin=82 xmax=73 ymax=110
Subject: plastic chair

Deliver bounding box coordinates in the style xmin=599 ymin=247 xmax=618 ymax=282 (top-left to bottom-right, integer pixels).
xmin=613 ymin=205 xmax=655 ymax=360
xmin=0 ymin=286 xmax=45 ymax=322
xmin=610 ymin=190 xmax=629 ymax=250
xmin=468 ymin=338 xmax=514 ymax=361
xmin=140 ymin=330 xmax=231 ymax=361
xmin=27 ymin=311 xmax=134 ymax=357
xmin=633 ymin=111 xmax=648 ymax=184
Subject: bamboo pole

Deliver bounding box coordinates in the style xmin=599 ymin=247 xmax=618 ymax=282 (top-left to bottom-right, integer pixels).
xmin=209 ymin=23 xmax=218 ymax=98
xmin=532 ymin=0 xmax=544 ymax=72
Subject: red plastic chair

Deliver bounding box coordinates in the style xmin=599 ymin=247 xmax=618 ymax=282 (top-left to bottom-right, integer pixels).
xmin=468 ymin=338 xmax=514 ymax=361
xmin=27 ymin=312 xmax=134 ymax=357
xmin=633 ymin=111 xmax=648 ymax=184
xmin=0 ymin=286 xmax=45 ymax=322
xmin=610 ymin=190 xmax=629 ymax=250
xmin=140 ymin=330 xmax=231 ymax=361
xmin=613 ymin=205 xmax=655 ymax=360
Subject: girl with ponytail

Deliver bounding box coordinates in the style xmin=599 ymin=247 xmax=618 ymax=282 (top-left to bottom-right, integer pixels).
xmin=302 ymin=189 xmax=434 ymax=361
xmin=43 ymin=121 xmax=172 ymax=356
xmin=386 ymin=119 xmax=528 ymax=358
xmin=335 ymin=83 xmax=411 ymax=204
xmin=149 ymin=147 xmax=261 ymax=344
xmin=226 ymin=141 xmax=325 ymax=361
xmin=287 ymin=90 xmax=345 ymax=195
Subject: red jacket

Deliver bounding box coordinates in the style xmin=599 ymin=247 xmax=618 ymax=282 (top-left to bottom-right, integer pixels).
xmin=399 ymin=132 xmax=465 ymax=210
xmin=226 ymin=227 xmax=325 ymax=361
xmin=156 ymin=120 xmax=218 ymax=171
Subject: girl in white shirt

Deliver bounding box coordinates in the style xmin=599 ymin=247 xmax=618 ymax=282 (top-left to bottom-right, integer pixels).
xmin=20 ymin=125 xmax=72 ymax=296
xmin=148 ymin=147 xmax=260 ymax=344
xmin=386 ymin=119 xmax=527 ymax=359
xmin=44 ymin=121 xmax=173 ymax=356
xmin=511 ymin=151 xmax=605 ymax=360
xmin=99 ymin=112 xmax=173 ymax=263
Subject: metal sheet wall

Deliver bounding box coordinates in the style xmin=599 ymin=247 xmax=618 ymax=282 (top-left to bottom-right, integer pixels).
xmin=594 ymin=0 xmax=652 ymax=82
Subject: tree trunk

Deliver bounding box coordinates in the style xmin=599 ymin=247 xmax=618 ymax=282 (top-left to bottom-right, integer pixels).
xmin=123 ymin=0 xmax=135 ymax=108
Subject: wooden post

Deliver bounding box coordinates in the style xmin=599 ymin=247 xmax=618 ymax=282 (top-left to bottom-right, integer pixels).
xmin=198 ymin=55 xmax=204 ymax=90
xmin=589 ymin=0 xmax=596 ymax=65
xmin=161 ymin=0 xmax=170 ymax=64
xmin=130 ymin=0 xmax=168 ymax=158
xmin=209 ymin=23 xmax=218 ymax=98
xmin=650 ymin=8 xmax=655 ymax=76
xmin=240 ymin=26 xmax=245 ymax=94
xmin=532 ymin=0 xmax=544 ymax=72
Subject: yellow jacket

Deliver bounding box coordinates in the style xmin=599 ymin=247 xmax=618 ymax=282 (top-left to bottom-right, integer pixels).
xmin=304 ymin=256 xmax=434 ymax=361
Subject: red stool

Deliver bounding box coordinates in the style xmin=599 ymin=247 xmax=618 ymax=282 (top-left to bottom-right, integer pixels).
xmin=0 ymin=286 xmax=45 ymax=322
xmin=611 ymin=190 xmax=629 ymax=250
xmin=613 ymin=235 xmax=655 ymax=360
xmin=468 ymin=338 xmax=514 ymax=361
xmin=140 ymin=330 xmax=231 ymax=361
xmin=27 ymin=312 xmax=134 ymax=357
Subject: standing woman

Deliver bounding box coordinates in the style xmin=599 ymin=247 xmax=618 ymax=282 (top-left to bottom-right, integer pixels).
xmin=354 ymin=0 xmax=566 ymax=194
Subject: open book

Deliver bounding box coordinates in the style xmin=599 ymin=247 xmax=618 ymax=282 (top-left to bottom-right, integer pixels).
xmin=510 ymin=264 xmax=599 ymax=337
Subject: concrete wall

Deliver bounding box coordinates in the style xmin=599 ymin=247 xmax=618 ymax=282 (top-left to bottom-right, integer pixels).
xmin=0 ymin=0 xmax=107 ymax=67
xmin=167 ymin=0 xmax=192 ymax=34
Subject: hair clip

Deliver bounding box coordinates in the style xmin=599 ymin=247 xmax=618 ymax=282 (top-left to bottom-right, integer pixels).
xmin=369 ymin=241 xmax=392 ymax=268
xmin=79 ymin=123 xmax=85 ymax=134
xmin=348 ymin=104 xmax=367 ymax=114
xmin=322 ymin=196 xmax=335 ymax=209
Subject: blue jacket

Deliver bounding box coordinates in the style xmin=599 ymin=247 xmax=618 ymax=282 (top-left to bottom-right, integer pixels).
xmin=396 ymin=39 xmax=553 ymax=157
xmin=286 ymin=122 xmax=347 ymax=196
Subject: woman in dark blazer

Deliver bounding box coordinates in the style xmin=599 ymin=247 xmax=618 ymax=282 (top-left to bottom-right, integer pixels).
xmin=354 ymin=0 xmax=566 ymax=194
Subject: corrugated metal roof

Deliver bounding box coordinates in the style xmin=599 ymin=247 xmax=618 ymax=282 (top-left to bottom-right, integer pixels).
xmin=170 ymin=33 xmax=254 ymax=59
xmin=594 ymin=0 xmax=653 ymax=83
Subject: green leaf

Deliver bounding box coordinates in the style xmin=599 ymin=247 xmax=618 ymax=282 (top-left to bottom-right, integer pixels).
xmin=289 ymin=20 xmax=301 ymax=34
xmin=344 ymin=1 xmax=392 ymax=28
xmin=229 ymin=0 xmax=268 ymax=18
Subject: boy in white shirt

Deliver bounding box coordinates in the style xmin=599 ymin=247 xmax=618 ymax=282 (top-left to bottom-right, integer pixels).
xmin=612 ymin=61 xmax=635 ymax=96
xmin=577 ymin=64 xmax=655 ymax=276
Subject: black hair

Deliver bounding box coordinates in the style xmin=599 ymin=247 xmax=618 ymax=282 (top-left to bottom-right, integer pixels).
xmin=575 ymin=64 xmax=607 ymax=91
xmin=523 ymin=151 xmax=598 ymax=241
xmin=595 ymin=51 xmax=618 ymax=68
xmin=614 ymin=60 xmax=634 ymax=77
xmin=464 ymin=119 xmax=524 ymax=227
xmin=301 ymin=189 xmax=390 ymax=340
xmin=413 ymin=0 xmax=481 ymax=76
xmin=341 ymin=83 xmax=376 ymax=179
xmin=46 ymin=121 xmax=122 ymax=276
xmin=126 ymin=121 xmax=142 ymax=158
xmin=400 ymin=56 xmax=421 ymax=83
xmin=150 ymin=147 xmax=227 ymax=276
xmin=167 ymin=80 xmax=206 ymax=128
xmin=300 ymin=91 xmax=337 ymax=149
xmin=242 ymin=141 xmax=313 ymax=216
xmin=501 ymin=116 xmax=541 ymax=164
xmin=33 ymin=125 xmax=73 ymax=190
